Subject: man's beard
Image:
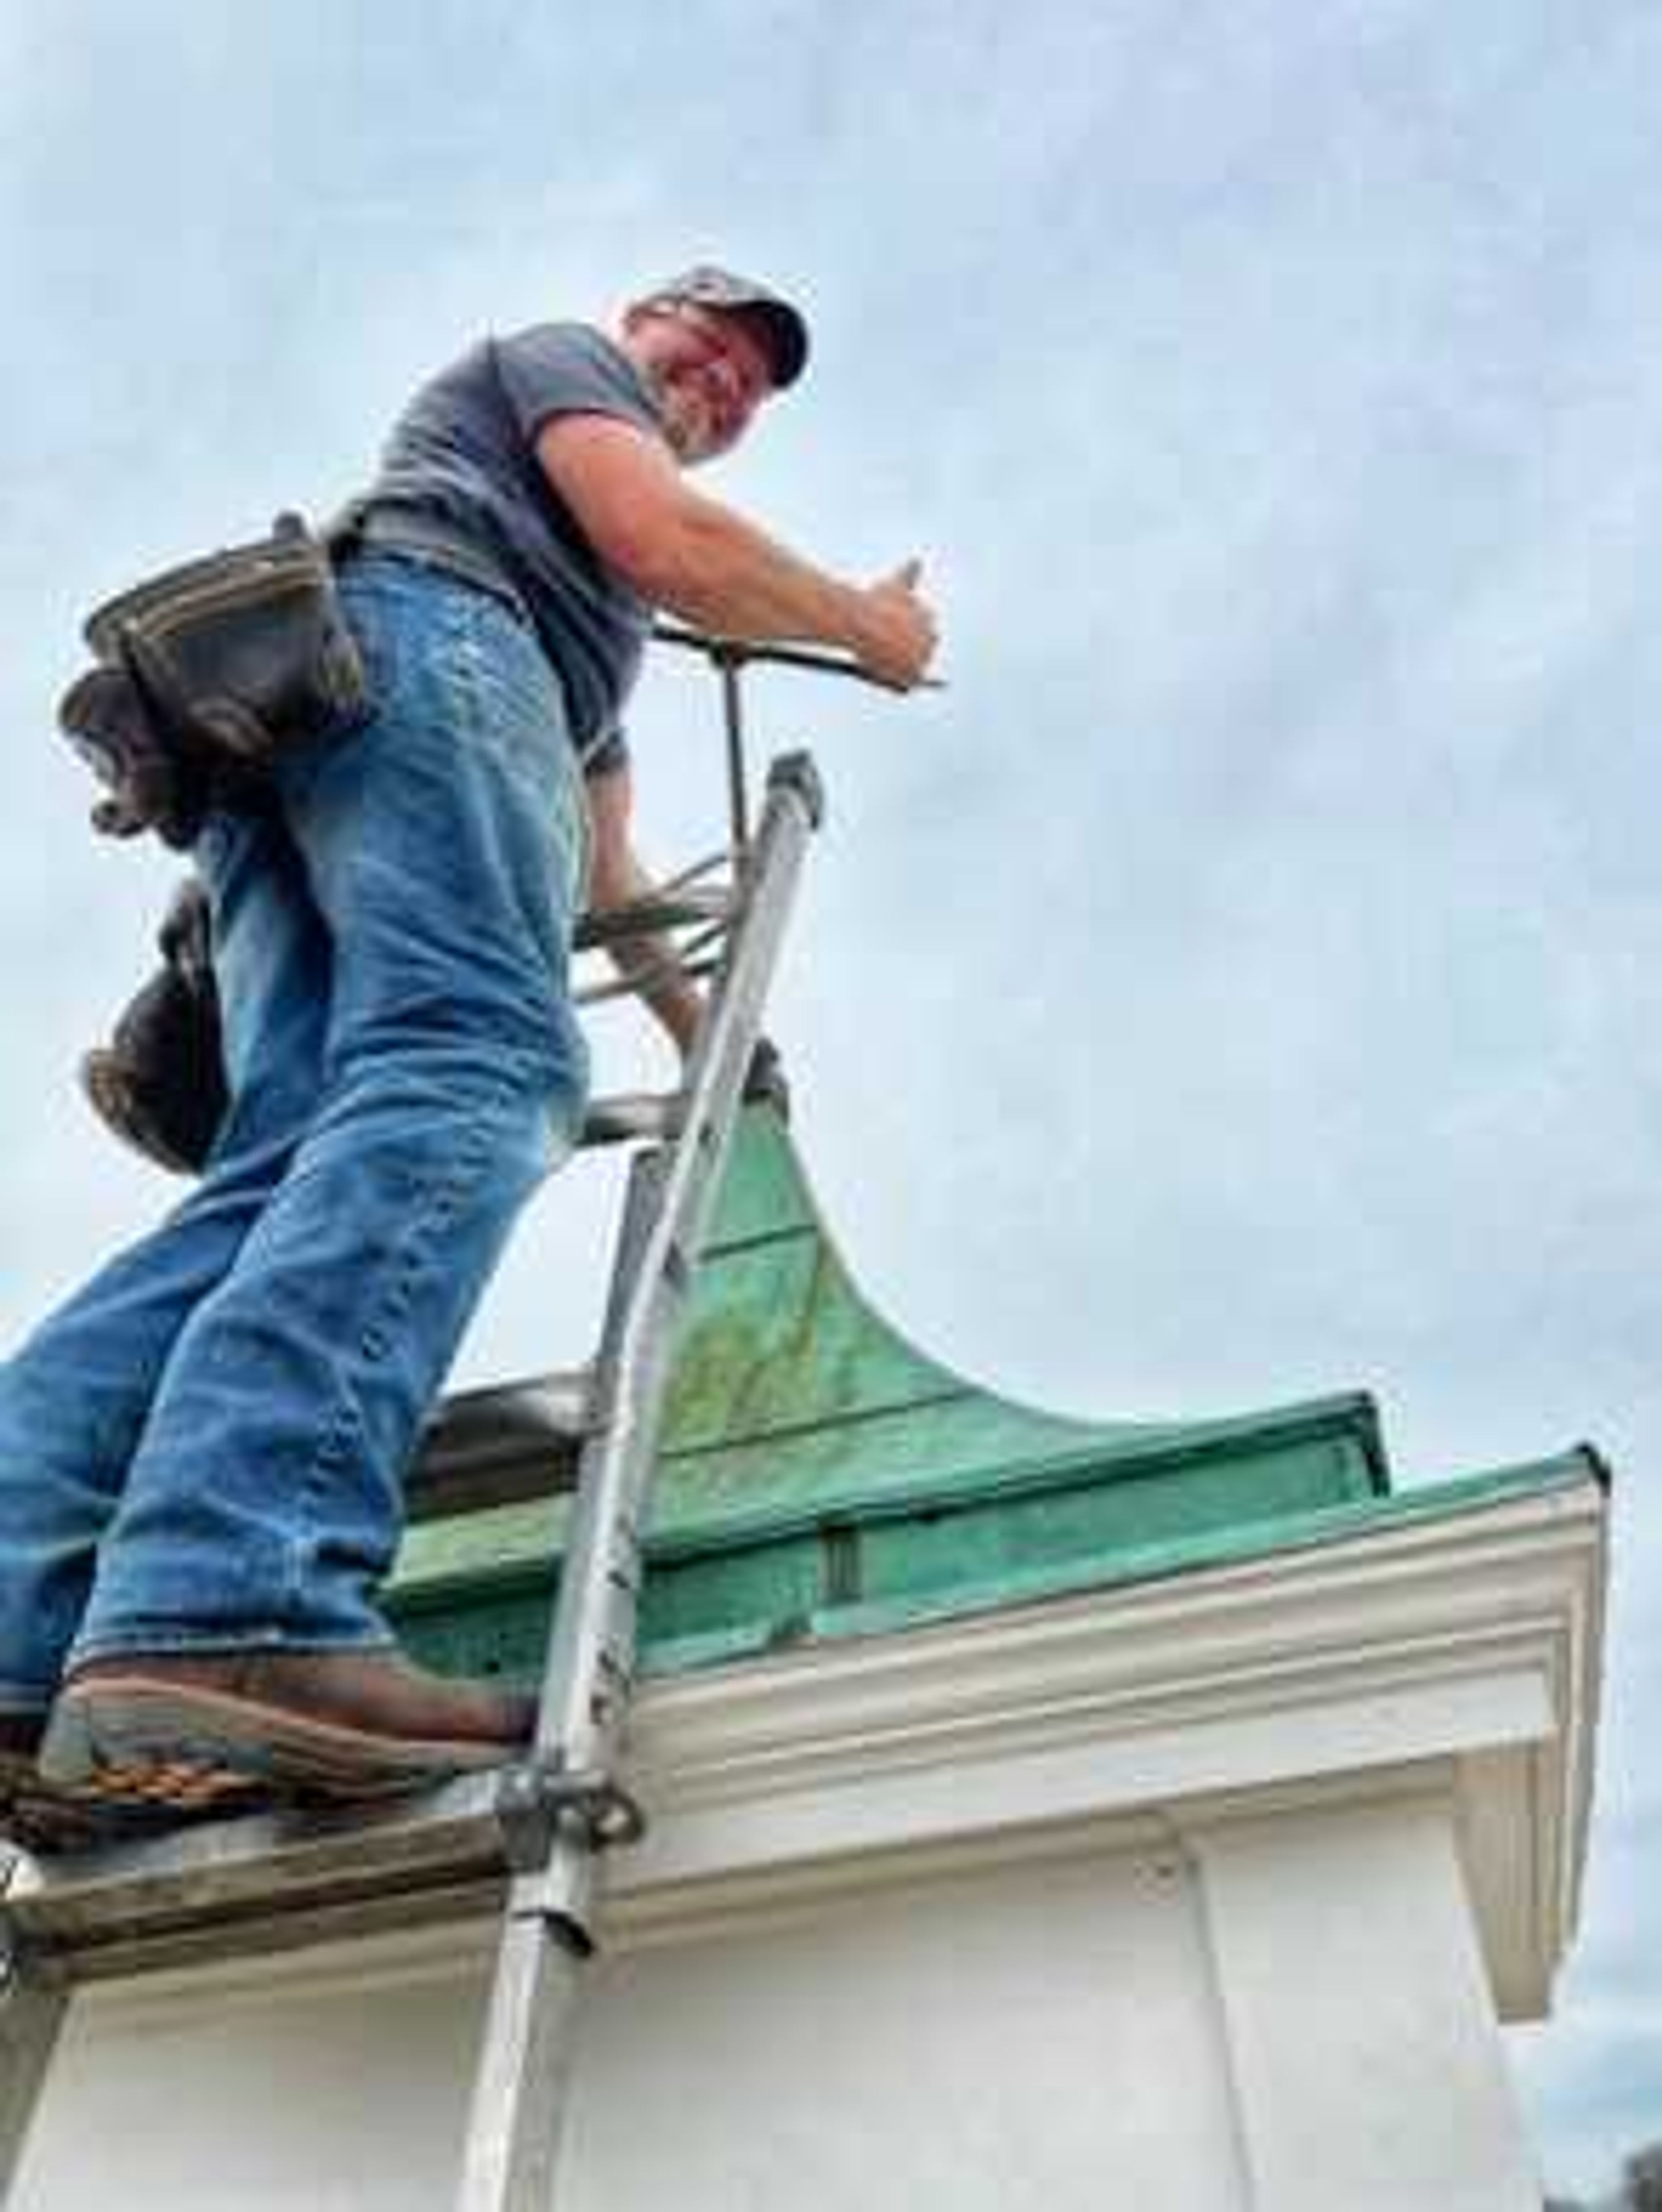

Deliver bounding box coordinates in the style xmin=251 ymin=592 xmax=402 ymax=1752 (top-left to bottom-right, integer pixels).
xmin=639 ymin=362 xmax=725 ymax=465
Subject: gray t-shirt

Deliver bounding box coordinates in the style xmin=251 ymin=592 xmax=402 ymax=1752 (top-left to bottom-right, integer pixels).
xmin=362 ymin=322 xmax=666 ymax=771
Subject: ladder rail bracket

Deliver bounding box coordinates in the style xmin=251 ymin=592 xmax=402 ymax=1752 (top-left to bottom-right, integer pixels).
xmin=766 ymin=747 xmax=825 ymax=828
xmin=493 ymin=1760 xmax=647 ymax=1877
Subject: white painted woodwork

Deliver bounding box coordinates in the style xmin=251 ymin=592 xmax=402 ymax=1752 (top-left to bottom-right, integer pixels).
xmin=10 ymin=1475 xmax=1604 ymax=2210
xmin=1188 ymin=1797 xmax=1544 ymax=2212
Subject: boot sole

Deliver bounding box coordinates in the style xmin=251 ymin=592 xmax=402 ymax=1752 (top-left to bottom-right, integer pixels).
xmin=41 ymin=1680 xmax=524 ymax=1813
xmin=0 ymin=1749 xmax=198 ymax=1855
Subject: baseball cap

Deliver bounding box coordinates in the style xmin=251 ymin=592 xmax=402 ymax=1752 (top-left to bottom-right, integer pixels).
xmin=641 ymin=265 xmax=810 ymax=390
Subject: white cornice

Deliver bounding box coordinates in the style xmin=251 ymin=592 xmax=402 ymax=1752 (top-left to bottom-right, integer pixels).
xmin=76 ymin=1477 xmax=1605 ymax=2027
xmin=605 ymin=1475 xmax=1606 ymax=2019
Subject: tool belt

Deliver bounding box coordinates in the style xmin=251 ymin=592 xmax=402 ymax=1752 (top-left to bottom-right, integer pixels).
xmin=58 ymin=511 xmax=368 ymax=849
xmin=63 ymin=503 xmax=530 ymax=1171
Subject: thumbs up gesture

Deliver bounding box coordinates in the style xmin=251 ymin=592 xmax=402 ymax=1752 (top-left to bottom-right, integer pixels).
xmin=854 ymin=557 xmax=939 ymax=690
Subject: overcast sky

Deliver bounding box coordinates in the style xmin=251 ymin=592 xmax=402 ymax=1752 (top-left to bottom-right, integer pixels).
xmin=2 ymin=2 xmax=1657 ymax=2193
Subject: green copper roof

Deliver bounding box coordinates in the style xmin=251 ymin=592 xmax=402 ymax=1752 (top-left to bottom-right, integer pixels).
xmin=387 ymin=1107 xmax=1596 ymax=1683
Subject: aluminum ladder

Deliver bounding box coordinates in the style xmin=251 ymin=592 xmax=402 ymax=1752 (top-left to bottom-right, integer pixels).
xmin=0 ymin=641 xmax=834 ymax=2210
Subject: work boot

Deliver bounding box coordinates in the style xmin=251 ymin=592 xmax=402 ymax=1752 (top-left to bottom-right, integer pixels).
xmin=40 ymin=1650 xmax=538 ymax=1815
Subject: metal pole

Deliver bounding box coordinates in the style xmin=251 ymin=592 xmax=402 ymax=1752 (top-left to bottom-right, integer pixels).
xmin=718 ymin=653 xmax=749 ymax=855
xmin=652 ymin=621 xmax=946 ymax=696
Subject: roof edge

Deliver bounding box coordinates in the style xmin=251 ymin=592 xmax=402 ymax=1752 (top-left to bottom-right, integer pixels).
xmin=648 ymin=1389 xmax=1386 ymax=1562
xmin=638 ymin=1445 xmax=1603 ymax=1676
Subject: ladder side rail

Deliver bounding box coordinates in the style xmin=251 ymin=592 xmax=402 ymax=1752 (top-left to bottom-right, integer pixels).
xmin=453 ymin=753 xmax=821 ymax=2212
xmin=531 ymin=753 xmax=821 ymax=1817
xmin=444 ymin=1153 xmax=663 ymax=2212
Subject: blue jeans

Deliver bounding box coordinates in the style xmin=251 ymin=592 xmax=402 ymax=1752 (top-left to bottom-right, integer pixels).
xmin=0 ymin=555 xmax=590 ymax=1717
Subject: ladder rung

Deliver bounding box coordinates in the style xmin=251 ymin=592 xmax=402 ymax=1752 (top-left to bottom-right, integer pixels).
xmin=405 ymin=1372 xmax=594 ymax=1523
xmin=574 ymin=953 xmax=722 ymax=1012
xmin=573 ymin=887 xmax=733 ymax=950
xmin=580 ymin=1092 xmax=683 ymax=1149
xmin=2 ymin=1774 xmax=512 ymax=1984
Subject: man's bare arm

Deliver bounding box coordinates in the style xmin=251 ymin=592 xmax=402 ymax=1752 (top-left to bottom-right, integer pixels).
xmin=585 ymin=760 xmax=704 ymax=1059
xmin=536 ymin=415 xmax=937 ymax=689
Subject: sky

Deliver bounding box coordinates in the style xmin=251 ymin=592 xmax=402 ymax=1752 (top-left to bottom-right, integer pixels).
xmin=1 ymin=1 xmax=1658 ymax=2193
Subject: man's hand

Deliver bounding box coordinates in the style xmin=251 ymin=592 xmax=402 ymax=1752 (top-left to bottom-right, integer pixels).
xmin=853 ymin=558 xmax=938 ymax=691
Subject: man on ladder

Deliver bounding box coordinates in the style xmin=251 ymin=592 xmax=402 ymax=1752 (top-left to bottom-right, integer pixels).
xmin=0 ymin=264 xmax=938 ymax=1840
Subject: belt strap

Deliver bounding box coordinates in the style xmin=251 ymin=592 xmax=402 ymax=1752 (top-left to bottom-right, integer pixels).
xmin=330 ymin=500 xmax=528 ymax=621
xmin=327 ymin=499 xmax=623 ymax=773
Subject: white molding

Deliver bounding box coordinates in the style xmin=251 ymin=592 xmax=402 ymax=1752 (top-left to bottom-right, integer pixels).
xmin=608 ymin=1476 xmax=1605 ymax=2018
xmin=81 ymin=1477 xmax=1604 ymax=2027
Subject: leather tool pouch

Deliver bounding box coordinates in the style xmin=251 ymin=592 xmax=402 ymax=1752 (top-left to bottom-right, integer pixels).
xmin=81 ymin=878 xmax=226 ymax=1175
xmin=58 ymin=512 xmax=368 ymax=849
